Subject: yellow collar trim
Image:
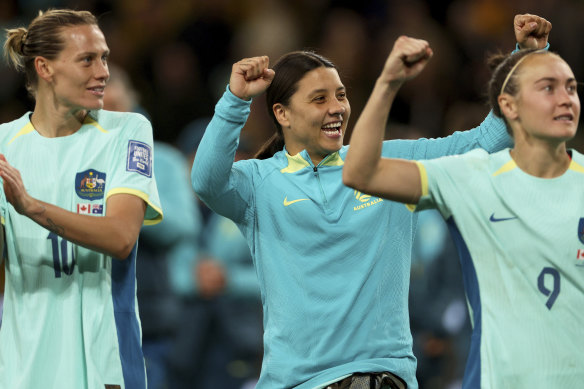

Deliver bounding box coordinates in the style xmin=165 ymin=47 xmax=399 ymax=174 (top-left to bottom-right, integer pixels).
xmin=569 ymin=159 xmax=584 ymax=173
xmin=83 ymin=114 xmax=108 ymax=133
xmin=7 ymin=122 xmax=35 ymax=145
xmin=492 ymin=159 xmax=517 ymax=177
xmin=280 ymin=153 xmax=311 ymax=173
xmin=8 ymin=114 xmax=107 ymax=145
xmin=280 ymin=151 xmax=344 ymax=173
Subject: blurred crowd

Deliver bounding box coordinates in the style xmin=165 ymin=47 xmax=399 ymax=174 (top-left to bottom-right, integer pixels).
xmin=1 ymin=0 xmax=583 ymax=388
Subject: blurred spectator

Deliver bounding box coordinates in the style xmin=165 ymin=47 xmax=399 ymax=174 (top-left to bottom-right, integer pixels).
xmin=410 ymin=210 xmax=471 ymax=389
xmin=166 ymin=119 xmax=262 ymax=389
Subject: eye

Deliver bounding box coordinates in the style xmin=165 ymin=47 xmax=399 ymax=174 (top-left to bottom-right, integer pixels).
xmin=101 ymin=53 xmax=109 ymax=64
xmin=337 ymin=91 xmax=347 ymax=100
xmin=312 ymin=95 xmax=326 ymax=103
xmin=567 ymin=84 xmax=577 ymax=93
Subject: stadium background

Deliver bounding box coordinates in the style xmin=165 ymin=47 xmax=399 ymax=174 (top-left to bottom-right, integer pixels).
xmin=0 ymin=1 xmax=583 ymax=388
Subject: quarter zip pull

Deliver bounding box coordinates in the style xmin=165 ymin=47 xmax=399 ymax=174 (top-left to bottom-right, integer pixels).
xmin=312 ymin=165 xmax=328 ymax=207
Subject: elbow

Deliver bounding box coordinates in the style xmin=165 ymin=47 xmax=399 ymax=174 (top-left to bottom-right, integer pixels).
xmin=111 ymin=233 xmax=139 ymax=260
xmin=191 ymin=161 xmax=209 ymax=199
xmin=342 ymin=167 xmax=367 ymax=192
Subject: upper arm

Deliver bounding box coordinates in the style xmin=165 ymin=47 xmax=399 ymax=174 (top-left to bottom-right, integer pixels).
xmin=193 ymin=156 xmax=255 ymax=224
xmin=106 ymin=193 xmax=147 ymax=246
xmin=359 ymin=158 xmax=423 ymax=205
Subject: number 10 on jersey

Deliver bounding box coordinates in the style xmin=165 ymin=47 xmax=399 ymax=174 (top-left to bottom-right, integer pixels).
xmin=48 ymin=232 xmax=76 ymax=278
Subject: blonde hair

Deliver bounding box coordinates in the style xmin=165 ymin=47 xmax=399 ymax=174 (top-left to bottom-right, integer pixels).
xmin=4 ymin=9 xmax=98 ymax=97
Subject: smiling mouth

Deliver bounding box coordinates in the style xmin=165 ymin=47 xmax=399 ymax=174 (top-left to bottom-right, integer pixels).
xmin=554 ymin=113 xmax=574 ymax=121
xmin=322 ymin=121 xmax=342 ymax=136
xmin=88 ymin=86 xmax=105 ymax=94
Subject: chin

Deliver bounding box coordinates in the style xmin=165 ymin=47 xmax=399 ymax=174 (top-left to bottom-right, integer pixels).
xmin=81 ymin=98 xmax=104 ymax=111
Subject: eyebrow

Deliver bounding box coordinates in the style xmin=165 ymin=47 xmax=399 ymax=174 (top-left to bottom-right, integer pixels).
xmin=77 ymin=49 xmax=110 ymax=57
xmin=534 ymin=77 xmax=577 ymax=84
xmin=308 ymin=86 xmax=346 ymax=95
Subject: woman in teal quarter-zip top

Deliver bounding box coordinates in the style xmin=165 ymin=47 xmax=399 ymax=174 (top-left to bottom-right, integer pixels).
xmin=191 ymin=14 xmax=551 ymax=389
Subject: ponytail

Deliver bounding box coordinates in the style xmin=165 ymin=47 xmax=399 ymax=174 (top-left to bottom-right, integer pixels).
xmin=4 ymin=27 xmax=28 ymax=72
xmin=254 ymin=132 xmax=285 ymax=160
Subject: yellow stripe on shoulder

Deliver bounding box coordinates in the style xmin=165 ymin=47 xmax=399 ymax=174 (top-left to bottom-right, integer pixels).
xmin=492 ymin=159 xmax=517 ymax=177
xmin=7 ymin=122 xmax=35 ymax=145
xmin=569 ymin=159 xmax=584 ymax=173
xmin=83 ymin=115 xmax=108 ymax=133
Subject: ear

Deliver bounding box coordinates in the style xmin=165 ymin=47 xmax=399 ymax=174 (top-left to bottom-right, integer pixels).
xmin=34 ymin=56 xmax=54 ymax=82
xmin=273 ymin=103 xmax=290 ymax=128
xmin=498 ymin=93 xmax=519 ymax=121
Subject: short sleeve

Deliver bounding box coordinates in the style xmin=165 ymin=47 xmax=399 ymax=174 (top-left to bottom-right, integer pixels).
xmin=106 ymin=114 xmax=162 ymax=225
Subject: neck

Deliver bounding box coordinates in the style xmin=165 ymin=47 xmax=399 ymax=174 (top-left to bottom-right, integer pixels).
xmin=510 ymin=141 xmax=571 ymax=178
xmin=31 ymin=101 xmax=87 ymax=138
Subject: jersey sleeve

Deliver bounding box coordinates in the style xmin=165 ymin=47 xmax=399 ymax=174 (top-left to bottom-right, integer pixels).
xmin=414 ymin=151 xmax=483 ymax=219
xmin=106 ymin=113 xmax=162 ymax=225
xmin=190 ymin=87 xmax=255 ymax=224
xmin=381 ymin=111 xmax=512 ymax=160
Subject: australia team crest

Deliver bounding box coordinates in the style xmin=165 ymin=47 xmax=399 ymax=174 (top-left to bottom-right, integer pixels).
xmin=75 ymin=169 xmax=106 ymax=200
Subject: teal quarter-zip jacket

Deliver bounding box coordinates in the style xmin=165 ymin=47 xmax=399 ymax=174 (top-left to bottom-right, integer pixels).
xmin=191 ymin=88 xmax=511 ymax=389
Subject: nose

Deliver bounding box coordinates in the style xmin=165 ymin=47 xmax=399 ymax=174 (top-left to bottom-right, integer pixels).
xmin=329 ymin=99 xmax=346 ymax=116
xmin=96 ymin=61 xmax=109 ymax=82
xmin=558 ymin=87 xmax=575 ymax=107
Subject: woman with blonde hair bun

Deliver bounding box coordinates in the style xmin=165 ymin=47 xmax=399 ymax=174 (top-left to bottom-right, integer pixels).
xmin=0 ymin=9 xmax=162 ymax=389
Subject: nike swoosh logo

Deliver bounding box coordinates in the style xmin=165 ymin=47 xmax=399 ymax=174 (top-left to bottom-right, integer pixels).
xmin=283 ymin=197 xmax=310 ymax=206
xmin=489 ymin=213 xmax=518 ymax=222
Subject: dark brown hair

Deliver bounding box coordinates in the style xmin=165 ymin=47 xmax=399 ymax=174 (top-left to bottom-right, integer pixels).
xmin=254 ymin=51 xmax=336 ymax=159
xmin=4 ymin=9 xmax=98 ymax=97
xmin=487 ymin=48 xmax=554 ymax=119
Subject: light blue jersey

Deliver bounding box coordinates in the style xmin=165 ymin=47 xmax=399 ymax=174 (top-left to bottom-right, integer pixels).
xmin=191 ymin=88 xmax=510 ymax=389
xmin=0 ymin=110 xmax=162 ymax=389
xmin=416 ymin=148 xmax=584 ymax=388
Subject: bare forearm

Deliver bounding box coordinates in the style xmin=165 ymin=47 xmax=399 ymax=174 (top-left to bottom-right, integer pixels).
xmin=343 ymin=78 xmax=401 ymax=189
xmin=24 ymin=197 xmax=144 ymax=259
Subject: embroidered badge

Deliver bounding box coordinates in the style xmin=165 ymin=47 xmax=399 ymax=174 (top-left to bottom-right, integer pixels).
xmin=127 ymin=140 xmax=152 ymax=177
xmin=578 ymin=218 xmax=584 ymax=244
xmin=75 ymin=169 xmax=106 ymax=200
xmin=76 ymin=203 xmax=104 ymax=215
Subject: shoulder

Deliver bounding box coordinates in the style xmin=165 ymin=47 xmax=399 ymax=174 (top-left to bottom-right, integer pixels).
xmin=233 ymin=153 xmax=285 ymax=181
xmin=0 ymin=112 xmax=32 ymax=142
xmin=424 ymin=147 xmax=493 ymax=166
xmin=90 ymin=110 xmax=152 ymax=132
xmin=421 ymin=148 xmax=499 ymax=184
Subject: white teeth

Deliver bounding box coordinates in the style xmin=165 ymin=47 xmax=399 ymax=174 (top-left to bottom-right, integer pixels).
xmin=555 ymin=115 xmax=572 ymax=121
xmin=322 ymin=122 xmax=341 ymax=129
